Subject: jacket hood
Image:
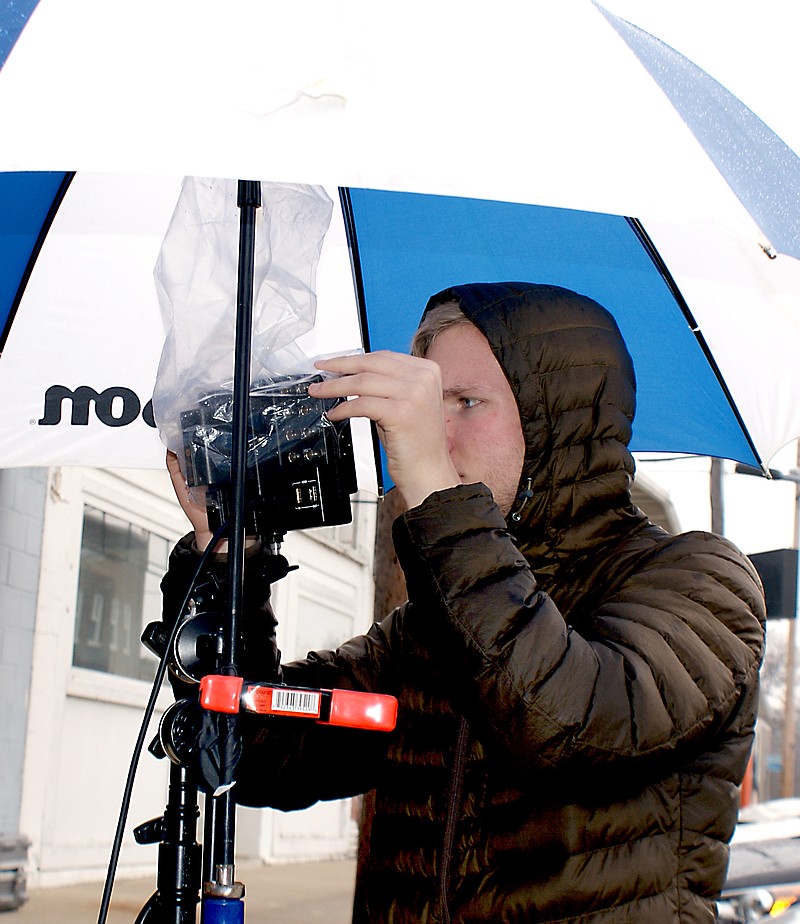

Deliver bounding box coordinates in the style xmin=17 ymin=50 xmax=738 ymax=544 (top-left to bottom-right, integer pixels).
xmin=422 ymin=282 xmax=648 ymax=574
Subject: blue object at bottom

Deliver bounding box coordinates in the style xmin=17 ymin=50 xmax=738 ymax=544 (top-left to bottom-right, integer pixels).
xmin=202 ymin=897 xmax=245 ymax=924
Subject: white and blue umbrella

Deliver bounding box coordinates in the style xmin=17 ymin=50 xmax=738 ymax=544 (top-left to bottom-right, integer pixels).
xmin=1 ymin=0 xmax=799 ymax=483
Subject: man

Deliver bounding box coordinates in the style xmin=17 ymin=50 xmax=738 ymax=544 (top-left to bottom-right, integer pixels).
xmin=163 ymin=282 xmax=765 ymax=922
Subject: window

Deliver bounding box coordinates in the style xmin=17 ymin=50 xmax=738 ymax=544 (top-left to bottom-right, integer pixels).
xmin=72 ymin=506 xmax=170 ymax=681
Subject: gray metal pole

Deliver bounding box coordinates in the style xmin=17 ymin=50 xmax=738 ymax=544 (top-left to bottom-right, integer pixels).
xmin=710 ymin=457 xmax=724 ymax=535
xmin=781 ymin=441 xmax=800 ymax=798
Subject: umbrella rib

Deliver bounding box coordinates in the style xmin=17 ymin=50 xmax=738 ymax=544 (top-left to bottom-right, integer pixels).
xmin=0 ymin=171 xmax=75 ymax=354
xmin=338 ymin=188 xmax=371 ymax=351
xmin=338 ymin=187 xmax=385 ymax=496
xmin=626 ymin=216 xmax=765 ymax=471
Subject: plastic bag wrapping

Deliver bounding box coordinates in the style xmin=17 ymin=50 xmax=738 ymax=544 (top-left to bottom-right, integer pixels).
xmin=180 ymin=372 xmax=358 ymax=535
xmin=151 ymin=177 xmax=334 ymax=461
xmin=182 ymin=374 xmax=342 ymax=486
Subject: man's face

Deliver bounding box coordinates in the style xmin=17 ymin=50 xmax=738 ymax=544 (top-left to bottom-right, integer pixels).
xmin=425 ymin=323 xmax=525 ymax=515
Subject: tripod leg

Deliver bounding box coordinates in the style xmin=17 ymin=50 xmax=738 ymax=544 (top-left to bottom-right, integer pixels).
xmin=134 ymin=762 xmax=201 ymax=924
xmin=133 ymin=892 xmax=162 ymax=924
xmin=159 ymin=764 xmax=202 ymax=923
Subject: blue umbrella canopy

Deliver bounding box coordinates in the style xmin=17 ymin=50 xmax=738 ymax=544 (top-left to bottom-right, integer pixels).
xmin=345 ymin=188 xmax=758 ymax=468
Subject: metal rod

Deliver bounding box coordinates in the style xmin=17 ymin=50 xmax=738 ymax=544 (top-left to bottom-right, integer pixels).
xmin=225 ymin=179 xmax=261 ymax=673
xmin=213 ymin=790 xmax=237 ymax=877
xmin=710 ymin=458 xmax=724 ymax=535
xmin=781 ymin=439 xmax=800 ymax=798
xmin=202 ymin=794 xmax=218 ymax=892
xmin=212 ymin=179 xmax=261 ymax=881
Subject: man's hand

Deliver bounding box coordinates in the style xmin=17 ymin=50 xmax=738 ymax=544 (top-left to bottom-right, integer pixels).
xmin=166 ymin=450 xmax=216 ymax=552
xmin=309 ymin=351 xmax=460 ymax=509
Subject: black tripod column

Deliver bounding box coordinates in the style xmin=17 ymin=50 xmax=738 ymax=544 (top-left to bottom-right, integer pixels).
xmin=133 ymin=761 xmax=201 ymax=924
xmin=202 ymin=179 xmax=262 ymax=924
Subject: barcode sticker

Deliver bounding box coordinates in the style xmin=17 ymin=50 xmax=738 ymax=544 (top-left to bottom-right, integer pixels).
xmin=245 ymin=685 xmax=323 ymax=718
xmin=272 ymin=688 xmax=321 ymax=715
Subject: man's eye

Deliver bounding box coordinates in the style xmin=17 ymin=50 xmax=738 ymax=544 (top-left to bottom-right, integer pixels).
xmin=461 ymin=397 xmax=481 ymax=409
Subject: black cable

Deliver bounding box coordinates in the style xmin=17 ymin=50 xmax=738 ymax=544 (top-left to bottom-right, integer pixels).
xmin=95 ymin=521 xmax=229 ymax=924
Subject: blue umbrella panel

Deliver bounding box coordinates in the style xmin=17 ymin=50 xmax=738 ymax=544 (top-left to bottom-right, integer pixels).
xmin=342 ymin=187 xmax=759 ymax=488
xmin=0 ymin=171 xmax=71 ymax=350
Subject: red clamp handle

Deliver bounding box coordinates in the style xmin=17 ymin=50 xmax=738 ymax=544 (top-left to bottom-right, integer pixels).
xmin=322 ymin=688 xmax=398 ymax=732
xmin=199 ymin=675 xmax=244 ymax=714
xmin=199 ymin=675 xmax=397 ymax=733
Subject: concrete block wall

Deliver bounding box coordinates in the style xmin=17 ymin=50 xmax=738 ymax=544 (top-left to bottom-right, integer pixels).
xmin=0 ymin=467 xmax=47 ymax=836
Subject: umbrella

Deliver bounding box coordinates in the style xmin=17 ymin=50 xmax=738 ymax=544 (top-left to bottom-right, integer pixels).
xmin=2 ymin=2 xmax=799 ymax=921
xmin=1 ymin=0 xmax=799 ymax=480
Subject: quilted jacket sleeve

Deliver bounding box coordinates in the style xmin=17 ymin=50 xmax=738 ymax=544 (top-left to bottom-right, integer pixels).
xmin=392 ymin=483 xmax=766 ymax=777
xmin=232 ymin=618 xmax=402 ymax=810
xmin=160 ymin=532 xmax=397 ymax=810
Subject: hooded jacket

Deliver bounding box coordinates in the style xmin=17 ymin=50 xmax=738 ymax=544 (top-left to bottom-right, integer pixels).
xmin=163 ymin=282 xmax=766 ymax=923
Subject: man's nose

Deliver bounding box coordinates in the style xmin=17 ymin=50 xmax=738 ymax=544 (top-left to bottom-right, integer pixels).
xmin=443 ymin=417 xmax=455 ymax=455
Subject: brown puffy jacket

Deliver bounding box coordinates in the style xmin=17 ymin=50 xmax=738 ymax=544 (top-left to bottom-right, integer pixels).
xmin=164 ymin=283 xmax=766 ymax=922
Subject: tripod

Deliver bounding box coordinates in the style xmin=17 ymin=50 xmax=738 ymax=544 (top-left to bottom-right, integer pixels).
xmin=121 ymin=182 xmax=394 ymax=923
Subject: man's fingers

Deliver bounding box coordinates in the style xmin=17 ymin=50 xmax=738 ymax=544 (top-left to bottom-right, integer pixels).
xmin=166 ymin=450 xmax=215 ymax=548
xmin=166 ymin=448 xmax=181 ymax=476
xmin=312 ymin=369 xmax=429 ymax=402
xmin=314 ymin=350 xmax=439 ymax=385
xmin=323 ymin=394 xmax=389 ymax=423
xmin=323 ymin=391 xmax=427 ymax=426
xmin=311 ymin=349 xmax=458 ymax=509
xmin=311 ymin=352 xmax=441 ymax=404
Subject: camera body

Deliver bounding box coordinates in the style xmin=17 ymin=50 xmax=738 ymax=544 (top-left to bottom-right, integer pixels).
xmin=180 ymin=375 xmax=357 ymax=538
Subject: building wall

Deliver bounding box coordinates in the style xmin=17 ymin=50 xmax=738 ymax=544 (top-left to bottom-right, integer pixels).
xmin=14 ymin=466 xmax=376 ymax=887
xmin=0 ymin=467 xmax=47 ymax=838
xmin=18 ymin=467 xmax=183 ymax=886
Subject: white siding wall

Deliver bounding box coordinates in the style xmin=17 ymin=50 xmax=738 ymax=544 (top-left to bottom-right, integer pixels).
xmin=0 ymin=467 xmax=47 ymax=840
xmin=18 ymin=467 xmax=376 ymax=887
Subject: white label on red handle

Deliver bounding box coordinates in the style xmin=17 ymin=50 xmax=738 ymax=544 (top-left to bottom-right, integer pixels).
xmin=270 ymin=688 xmax=321 ymax=716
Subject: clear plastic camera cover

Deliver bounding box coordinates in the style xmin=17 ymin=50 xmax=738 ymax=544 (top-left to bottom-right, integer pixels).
xmin=151 ymin=177 xmax=335 ymax=475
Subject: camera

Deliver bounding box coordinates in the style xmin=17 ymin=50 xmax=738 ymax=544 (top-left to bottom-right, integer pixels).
xmin=180 ymin=375 xmax=357 ymax=538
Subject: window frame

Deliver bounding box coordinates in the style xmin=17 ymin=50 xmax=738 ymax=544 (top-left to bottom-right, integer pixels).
xmin=65 ymin=469 xmax=186 ymax=711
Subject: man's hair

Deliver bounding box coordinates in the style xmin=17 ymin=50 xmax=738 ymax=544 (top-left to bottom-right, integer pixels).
xmin=410 ymin=301 xmax=471 ymax=357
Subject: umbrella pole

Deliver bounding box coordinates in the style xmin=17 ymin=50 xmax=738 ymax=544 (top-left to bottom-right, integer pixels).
xmin=201 ymin=179 xmax=262 ymax=923
xmin=223 ymin=179 xmax=261 ymax=687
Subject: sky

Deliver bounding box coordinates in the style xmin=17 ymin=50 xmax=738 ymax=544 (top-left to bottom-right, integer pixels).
xmin=637 ymin=445 xmax=799 ymax=557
